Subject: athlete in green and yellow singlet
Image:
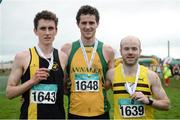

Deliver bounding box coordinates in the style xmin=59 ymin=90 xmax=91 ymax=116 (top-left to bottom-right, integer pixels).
xmin=61 ymin=5 xmax=114 ymax=119
xmin=67 ymin=40 xmax=109 ymax=117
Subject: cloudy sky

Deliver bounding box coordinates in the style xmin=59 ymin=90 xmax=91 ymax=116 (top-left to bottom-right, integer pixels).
xmin=0 ymin=0 xmax=180 ymax=61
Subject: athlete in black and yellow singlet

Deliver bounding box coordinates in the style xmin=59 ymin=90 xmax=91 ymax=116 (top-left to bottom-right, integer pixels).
xmin=67 ymin=40 xmax=110 ymax=118
xmin=113 ymin=63 xmax=154 ymax=119
xmin=20 ymin=47 xmax=65 ymax=119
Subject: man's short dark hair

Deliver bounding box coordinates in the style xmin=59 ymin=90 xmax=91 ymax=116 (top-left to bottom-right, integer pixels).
xmin=34 ymin=10 xmax=58 ymax=30
xmin=76 ymin=5 xmax=100 ymax=24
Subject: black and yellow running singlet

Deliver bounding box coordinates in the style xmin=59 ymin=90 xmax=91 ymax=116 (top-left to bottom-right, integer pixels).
xmin=113 ymin=63 xmax=154 ymax=119
xmin=20 ymin=47 xmax=65 ymax=119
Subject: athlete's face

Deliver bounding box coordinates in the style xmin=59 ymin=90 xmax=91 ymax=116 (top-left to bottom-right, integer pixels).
xmin=120 ymin=37 xmax=141 ymax=66
xmin=77 ymin=14 xmax=99 ymax=41
xmin=34 ymin=19 xmax=57 ymax=45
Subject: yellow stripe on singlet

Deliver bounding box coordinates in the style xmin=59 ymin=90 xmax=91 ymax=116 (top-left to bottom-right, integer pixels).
xmin=28 ymin=47 xmax=39 ymax=119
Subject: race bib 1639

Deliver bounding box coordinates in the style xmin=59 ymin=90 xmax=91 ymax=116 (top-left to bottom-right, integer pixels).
xmin=118 ymin=98 xmax=145 ymax=118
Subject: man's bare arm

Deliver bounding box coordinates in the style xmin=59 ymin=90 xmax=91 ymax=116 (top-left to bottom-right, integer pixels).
xmin=103 ymin=44 xmax=115 ymax=69
xmin=105 ymin=69 xmax=114 ymax=90
xmin=149 ymin=70 xmax=170 ymax=110
xmin=6 ymin=51 xmax=49 ymax=99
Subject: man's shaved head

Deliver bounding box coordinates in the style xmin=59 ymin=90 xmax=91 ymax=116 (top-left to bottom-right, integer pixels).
xmin=120 ymin=35 xmax=141 ymax=50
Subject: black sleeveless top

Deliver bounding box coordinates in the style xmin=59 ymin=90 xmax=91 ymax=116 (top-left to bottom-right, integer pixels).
xmin=20 ymin=47 xmax=65 ymax=119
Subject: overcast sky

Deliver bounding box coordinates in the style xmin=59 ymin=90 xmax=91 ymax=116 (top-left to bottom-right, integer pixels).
xmin=0 ymin=0 xmax=180 ymax=61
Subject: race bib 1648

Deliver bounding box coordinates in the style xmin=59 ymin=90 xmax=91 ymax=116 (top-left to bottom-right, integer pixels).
xmin=75 ymin=73 xmax=99 ymax=92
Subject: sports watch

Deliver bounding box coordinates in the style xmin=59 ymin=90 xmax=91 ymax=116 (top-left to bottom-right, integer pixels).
xmin=147 ymin=96 xmax=154 ymax=105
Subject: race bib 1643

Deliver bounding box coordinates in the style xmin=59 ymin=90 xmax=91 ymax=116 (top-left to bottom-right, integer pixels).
xmin=30 ymin=84 xmax=58 ymax=104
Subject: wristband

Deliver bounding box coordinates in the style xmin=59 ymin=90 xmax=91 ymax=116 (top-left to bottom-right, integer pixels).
xmin=147 ymin=96 xmax=154 ymax=105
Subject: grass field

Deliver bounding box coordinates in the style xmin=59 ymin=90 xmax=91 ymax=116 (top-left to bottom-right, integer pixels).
xmin=0 ymin=75 xmax=180 ymax=119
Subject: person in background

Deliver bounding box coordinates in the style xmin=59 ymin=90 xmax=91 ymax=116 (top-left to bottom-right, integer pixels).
xmin=61 ymin=5 xmax=114 ymax=119
xmin=163 ymin=63 xmax=172 ymax=86
xmin=6 ymin=10 xmax=67 ymax=119
xmin=172 ymin=64 xmax=180 ymax=80
xmin=156 ymin=65 xmax=162 ymax=79
xmin=106 ymin=35 xmax=170 ymax=119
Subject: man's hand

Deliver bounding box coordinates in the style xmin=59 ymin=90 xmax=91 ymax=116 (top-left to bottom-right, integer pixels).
xmin=31 ymin=68 xmax=49 ymax=85
xmin=131 ymin=92 xmax=149 ymax=104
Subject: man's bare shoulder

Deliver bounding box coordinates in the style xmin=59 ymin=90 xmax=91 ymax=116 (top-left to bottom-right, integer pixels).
xmin=61 ymin=43 xmax=72 ymax=56
xmin=147 ymin=69 xmax=160 ymax=85
xmin=61 ymin=43 xmax=72 ymax=52
xmin=101 ymin=44 xmax=114 ymax=69
xmin=59 ymin=50 xmax=68 ymax=61
xmin=58 ymin=50 xmax=68 ymax=70
xmin=148 ymin=69 xmax=158 ymax=77
xmin=59 ymin=50 xmax=67 ymax=57
xmin=15 ymin=50 xmax=30 ymax=60
xmin=103 ymin=44 xmax=114 ymax=53
xmin=11 ymin=50 xmax=30 ymax=71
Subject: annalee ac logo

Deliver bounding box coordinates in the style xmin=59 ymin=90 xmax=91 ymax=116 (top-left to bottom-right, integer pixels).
xmin=71 ymin=66 xmax=102 ymax=73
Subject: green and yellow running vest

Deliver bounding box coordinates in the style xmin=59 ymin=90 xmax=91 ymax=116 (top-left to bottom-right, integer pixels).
xmin=67 ymin=40 xmax=110 ymax=116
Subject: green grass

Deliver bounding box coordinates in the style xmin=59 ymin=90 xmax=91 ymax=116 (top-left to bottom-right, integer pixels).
xmin=0 ymin=95 xmax=21 ymax=119
xmin=0 ymin=75 xmax=8 ymax=94
xmin=1 ymin=75 xmax=180 ymax=119
xmin=154 ymin=79 xmax=180 ymax=119
xmin=0 ymin=75 xmax=21 ymax=119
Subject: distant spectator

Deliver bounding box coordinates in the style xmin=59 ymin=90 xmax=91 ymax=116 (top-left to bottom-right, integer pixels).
xmin=163 ymin=64 xmax=172 ymax=86
xmin=156 ymin=65 xmax=162 ymax=79
xmin=172 ymin=64 xmax=180 ymax=80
